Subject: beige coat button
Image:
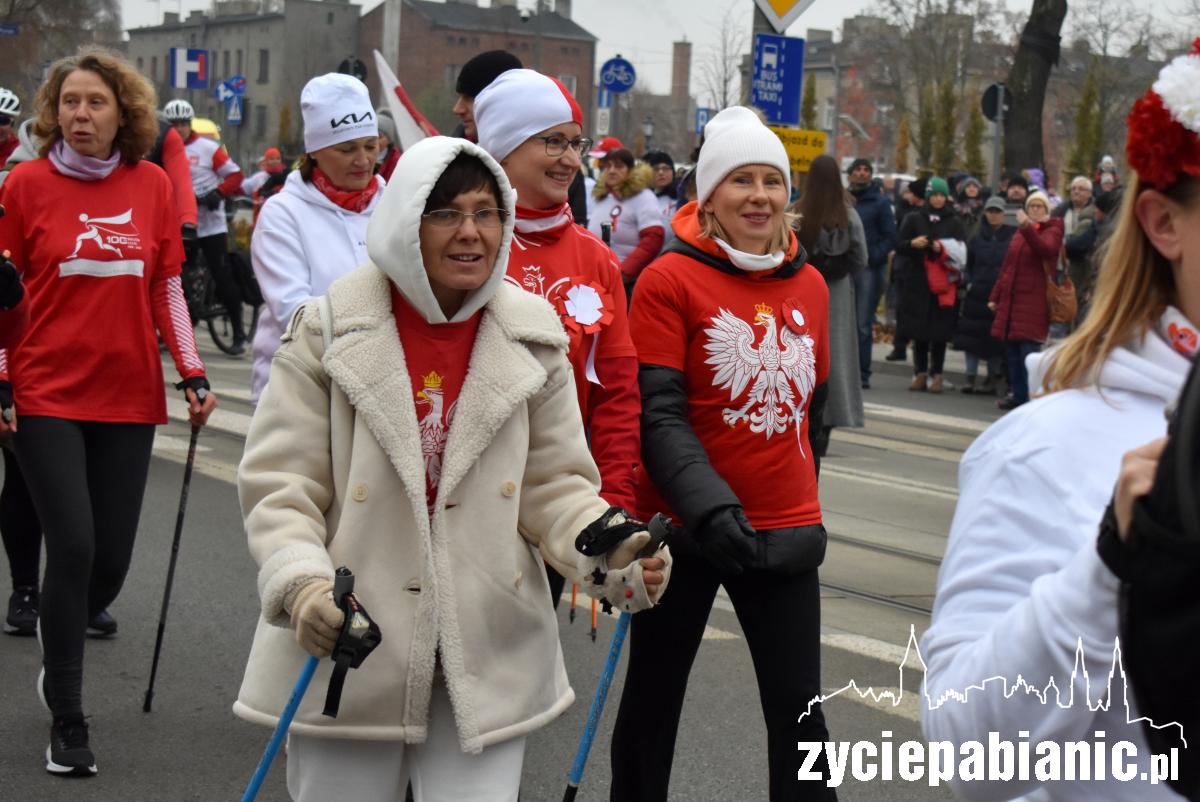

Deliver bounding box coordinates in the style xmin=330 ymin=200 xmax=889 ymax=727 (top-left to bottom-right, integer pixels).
xmin=501 ymin=481 xmax=517 ymax=497
xmin=514 ymin=571 xmax=523 ymax=589
xmin=352 ymin=484 xmax=368 ymax=502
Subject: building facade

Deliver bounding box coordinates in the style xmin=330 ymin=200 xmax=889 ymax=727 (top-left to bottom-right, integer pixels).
xmin=126 ymin=0 xmax=360 ymax=168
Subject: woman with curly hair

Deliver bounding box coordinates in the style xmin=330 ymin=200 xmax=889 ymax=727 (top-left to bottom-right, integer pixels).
xmin=0 ymin=46 xmax=217 ymax=777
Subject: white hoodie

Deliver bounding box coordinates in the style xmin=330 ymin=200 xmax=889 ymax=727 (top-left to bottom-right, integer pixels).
xmin=921 ymin=331 xmax=1190 ymax=801
xmin=249 ymin=170 xmax=383 ymax=400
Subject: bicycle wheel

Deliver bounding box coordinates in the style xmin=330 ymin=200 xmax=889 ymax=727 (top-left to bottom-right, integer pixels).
xmin=207 ymin=301 xmax=258 ymax=355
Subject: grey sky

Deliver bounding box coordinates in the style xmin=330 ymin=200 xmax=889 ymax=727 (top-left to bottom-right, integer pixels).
xmin=121 ymin=0 xmax=1186 ymax=99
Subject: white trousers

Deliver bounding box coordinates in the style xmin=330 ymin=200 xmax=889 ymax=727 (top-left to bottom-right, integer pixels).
xmin=285 ymin=680 xmax=526 ymax=802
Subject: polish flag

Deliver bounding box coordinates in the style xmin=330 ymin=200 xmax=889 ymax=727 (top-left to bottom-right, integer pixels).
xmin=372 ymin=50 xmax=439 ymax=150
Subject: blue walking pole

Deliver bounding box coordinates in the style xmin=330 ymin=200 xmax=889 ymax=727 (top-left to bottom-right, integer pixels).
xmin=241 ymin=654 xmax=318 ymax=802
xmin=563 ymin=610 xmax=631 ymax=802
xmin=562 ymin=513 xmax=671 ymax=802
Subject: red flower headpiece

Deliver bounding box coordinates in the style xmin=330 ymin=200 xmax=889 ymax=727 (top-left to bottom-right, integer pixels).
xmin=1127 ymin=37 xmax=1200 ymax=190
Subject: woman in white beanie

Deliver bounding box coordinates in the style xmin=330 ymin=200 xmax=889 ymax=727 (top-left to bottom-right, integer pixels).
xmin=609 ymin=105 xmax=838 ymax=800
xmin=473 ymin=68 xmax=642 ymax=605
xmin=248 ymin=72 xmax=383 ymax=402
xmin=235 ymin=135 xmax=670 ymax=800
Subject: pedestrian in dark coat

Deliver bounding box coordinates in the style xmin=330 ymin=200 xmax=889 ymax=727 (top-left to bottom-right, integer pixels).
xmin=846 ymin=157 xmax=896 ymax=387
xmin=989 ymin=190 xmax=1064 ymax=409
xmin=895 ymin=177 xmax=967 ymax=392
xmin=885 ymin=177 xmax=925 ymax=361
xmin=954 ymin=196 xmax=1015 ymax=394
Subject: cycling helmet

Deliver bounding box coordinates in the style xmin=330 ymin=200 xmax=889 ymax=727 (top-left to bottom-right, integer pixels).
xmin=163 ymin=99 xmax=194 ymax=122
xmin=0 ymin=88 xmax=20 ymax=118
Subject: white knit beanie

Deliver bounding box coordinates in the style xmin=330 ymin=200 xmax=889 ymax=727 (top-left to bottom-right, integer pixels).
xmin=302 ymin=73 xmax=378 ymax=153
xmin=696 ymin=106 xmax=791 ymax=208
xmin=474 ymin=69 xmax=583 ymax=162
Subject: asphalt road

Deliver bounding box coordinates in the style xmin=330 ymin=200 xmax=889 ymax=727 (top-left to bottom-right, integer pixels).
xmin=0 ymin=339 xmax=1007 ymax=800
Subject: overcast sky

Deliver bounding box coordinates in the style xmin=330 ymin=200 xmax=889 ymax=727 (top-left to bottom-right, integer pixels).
xmin=121 ymin=0 xmax=1184 ymax=98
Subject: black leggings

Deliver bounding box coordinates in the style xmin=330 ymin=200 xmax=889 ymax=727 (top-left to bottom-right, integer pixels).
xmin=0 ymin=446 xmax=41 ymax=589
xmin=913 ymin=340 xmax=947 ymax=375
xmin=14 ymin=417 xmax=155 ymax=718
xmin=185 ymin=232 xmax=245 ymax=339
xmin=610 ymin=551 xmax=836 ymax=801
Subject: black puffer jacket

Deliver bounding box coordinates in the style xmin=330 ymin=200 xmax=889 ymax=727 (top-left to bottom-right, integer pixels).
xmin=954 ymin=222 xmax=1016 ymax=358
xmin=895 ymin=205 xmax=967 ymax=343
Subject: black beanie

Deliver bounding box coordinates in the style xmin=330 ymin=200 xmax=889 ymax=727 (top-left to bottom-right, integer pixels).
xmin=643 ymin=150 xmax=675 ymax=171
xmin=456 ymin=51 xmax=523 ymax=97
xmin=908 ymin=177 xmax=927 ymax=198
xmin=847 ymin=157 xmax=873 ymax=175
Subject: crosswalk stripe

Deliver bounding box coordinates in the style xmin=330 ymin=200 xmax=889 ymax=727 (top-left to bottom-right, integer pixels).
xmin=863 ymin=401 xmax=991 ymax=434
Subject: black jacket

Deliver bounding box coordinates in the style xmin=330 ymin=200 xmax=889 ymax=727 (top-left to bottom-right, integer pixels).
xmin=953 ymin=222 xmax=1016 ymax=358
xmin=895 ymin=205 xmax=967 ymax=343
xmin=849 ymin=182 xmax=897 ymax=271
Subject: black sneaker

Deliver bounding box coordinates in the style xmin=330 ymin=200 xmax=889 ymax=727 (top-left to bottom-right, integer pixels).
xmin=86 ymin=610 xmax=117 ymax=639
xmin=884 ymin=349 xmax=907 ymax=362
xmin=4 ymin=586 xmax=38 ymax=636
xmin=46 ymin=716 xmax=97 ymax=777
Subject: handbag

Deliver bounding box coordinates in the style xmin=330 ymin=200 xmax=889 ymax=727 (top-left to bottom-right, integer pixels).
xmin=1045 ymin=247 xmax=1077 ymax=324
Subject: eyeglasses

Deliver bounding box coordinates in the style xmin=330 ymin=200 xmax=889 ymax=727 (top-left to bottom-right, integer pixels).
xmin=422 ymin=208 xmax=508 ymax=229
xmin=530 ymin=134 xmax=593 ymax=158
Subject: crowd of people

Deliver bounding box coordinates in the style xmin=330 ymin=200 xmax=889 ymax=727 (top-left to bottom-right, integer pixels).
xmin=0 ymin=34 xmax=1195 ymax=802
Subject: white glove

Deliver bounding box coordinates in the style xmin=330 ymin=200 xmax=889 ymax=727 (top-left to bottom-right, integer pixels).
xmin=579 ymin=531 xmax=673 ymax=613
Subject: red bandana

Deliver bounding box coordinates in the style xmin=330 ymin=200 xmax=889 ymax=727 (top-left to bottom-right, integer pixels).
xmin=311 ymin=167 xmax=380 ymax=213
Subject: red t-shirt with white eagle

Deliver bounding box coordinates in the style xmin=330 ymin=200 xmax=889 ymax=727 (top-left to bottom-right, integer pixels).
xmin=630 ymin=208 xmax=830 ymax=530
xmin=392 ymin=288 xmax=481 ymax=514
xmin=0 ymin=158 xmax=200 ymax=423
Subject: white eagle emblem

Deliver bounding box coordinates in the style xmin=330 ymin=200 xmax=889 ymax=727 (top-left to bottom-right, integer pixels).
xmin=703 ymin=303 xmax=816 ymax=451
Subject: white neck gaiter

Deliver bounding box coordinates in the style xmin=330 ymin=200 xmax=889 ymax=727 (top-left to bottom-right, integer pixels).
xmin=713 ymin=236 xmax=785 ymax=272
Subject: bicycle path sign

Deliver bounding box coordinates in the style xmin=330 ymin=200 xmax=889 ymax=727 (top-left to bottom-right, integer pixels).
xmin=600 ymin=57 xmax=636 ymax=94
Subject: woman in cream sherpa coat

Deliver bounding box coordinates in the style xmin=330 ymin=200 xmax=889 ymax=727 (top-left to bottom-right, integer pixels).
xmin=234 ymin=135 xmax=670 ymax=801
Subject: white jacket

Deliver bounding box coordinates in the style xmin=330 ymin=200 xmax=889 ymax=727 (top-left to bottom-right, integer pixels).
xmin=248 ymin=170 xmax=382 ymax=401
xmin=235 ymin=137 xmax=615 ymax=749
xmin=921 ymin=330 xmax=1190 ymax=801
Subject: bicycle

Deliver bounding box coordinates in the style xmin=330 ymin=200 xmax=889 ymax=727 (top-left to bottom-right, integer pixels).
xmin=182 ymin=199 xmax=262 ymax=356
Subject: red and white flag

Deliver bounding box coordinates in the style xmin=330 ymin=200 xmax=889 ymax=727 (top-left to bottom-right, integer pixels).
xmin=372 ymin=50 xmax=439 ymax=150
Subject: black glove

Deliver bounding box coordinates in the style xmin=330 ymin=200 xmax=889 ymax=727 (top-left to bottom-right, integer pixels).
xmin=198 ymin=189 xmax=223 ymax=211
xmin=0 ymin=252 xmax=23 ymax=310
xmin=575 ymin=505 xmax=645 ymax=556
xmin=181 ymin=223 xmax=198 ymax=244
xmin=0 ymin=380 xmax=12 ymax=424
xmin=175 ymin=375 xmax=211 ymax=405
xmin=694 ymin=506 xmax=757 ymax=575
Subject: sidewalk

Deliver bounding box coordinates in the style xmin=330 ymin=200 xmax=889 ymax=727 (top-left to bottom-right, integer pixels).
xmin=869 ymin=340 xmax=969 ymax=381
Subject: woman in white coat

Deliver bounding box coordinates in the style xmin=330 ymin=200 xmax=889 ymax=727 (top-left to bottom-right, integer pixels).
xmin=249 ymin=72 xmax=382 ymax=401
xmin=921 ymin=50 xmax=1200 ymax=802
xmin=235 ymin=135 xmax=670 ymax=802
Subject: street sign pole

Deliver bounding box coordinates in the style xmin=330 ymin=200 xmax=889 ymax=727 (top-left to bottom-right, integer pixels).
xmin=990 ymin=84 xmax=1005 ymax=192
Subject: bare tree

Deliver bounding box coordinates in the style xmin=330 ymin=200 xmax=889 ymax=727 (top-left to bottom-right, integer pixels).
xmin=698 ymin=1 xmax=748 ymax=112
xmin=0 ymin=0 xmax=122 ymax=99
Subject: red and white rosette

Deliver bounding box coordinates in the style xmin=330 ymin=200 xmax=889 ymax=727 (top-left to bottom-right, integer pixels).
xmin=554 ymin=279 xmax=615 ymax=385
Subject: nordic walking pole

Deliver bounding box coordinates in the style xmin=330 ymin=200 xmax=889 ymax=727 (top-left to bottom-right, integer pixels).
xmin=563 ymin=514 xmax=671 ymax=802
xmin=143 ymin=423 xmax=200 ymax=713
xmin=241 ymin=654 xmax=319 ymax=802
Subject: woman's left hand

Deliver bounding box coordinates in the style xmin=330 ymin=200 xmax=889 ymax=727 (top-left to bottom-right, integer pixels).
xmin=186 ymin=387 xmax=218 ymax=427
xmin=1114 ymin=437 xmax=1168 ymax=540
xmin=639 ymin=555 xmax=667 ymax=597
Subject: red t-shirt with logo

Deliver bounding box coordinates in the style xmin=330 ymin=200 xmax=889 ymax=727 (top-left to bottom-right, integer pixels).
xmin=392 ymin=288 xmax=482 ymax=513
xmin=630 ymin=213 xmax=830 ymax=530
xmin=0 ymin=158 xmax=189 ymax=423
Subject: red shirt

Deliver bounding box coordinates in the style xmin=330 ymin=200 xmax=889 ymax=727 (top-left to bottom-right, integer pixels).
xmin=392 ymin=288 xmax=481 ymax=513
xmin=0 ymin=158 xmax=190 ymax=423
xmin=503 ymin=204 xmax=641 ymax=509
xmin=630 ymin=204 xmax=830 ymax=529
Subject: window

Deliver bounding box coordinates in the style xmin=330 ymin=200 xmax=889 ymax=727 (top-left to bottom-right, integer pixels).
xmin=822 ymin=98 xmax=835 ymax=131
xmin=458 ymin=36 xmax=466 ymax=45
xmin=445 ymin=64 xmax=461 ymax=90
xmin=223 ymin=50 xmax=230 ymax=77
xmin=254 ymin=104 xmax=267 ymax=139
xmin=326 ymin=11 xmax=333 ymax=24
xmin=258 ymin=48 xmax=270 ymax=83
xmin=558 ymin=74 xmax=577 ymax=96
xmin=189 ymin=32 xmax=196 ymax=45
xmin=446 ymin=35 xmax=454 ymax=45
xmin=151 ymin=55 xmax=158 ymax=81
xmin=137 ymin=56 xmax=144 ymax=71
xmin=236 ymin=49 xmax=243 ymax=75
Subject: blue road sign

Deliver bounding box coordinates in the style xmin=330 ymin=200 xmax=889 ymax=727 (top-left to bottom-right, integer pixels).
xmin=214 ymin=75 xmax=248 ymax=102
xmin=0 ymin=22 xmax=20 ymax=36
xmin=597 ymin=88 xmax=613 ymax=109
xmin=169 ymin=48 xmax=209 ymax=90
xmin=599 ymin=57 xmax=636 ymax=95
xmin=751 ymin=33 xmax=804 ymax=127
xmin=225 ymin=95 xmax=243 ymax=126
xmin=695 ymin=107 xmax=712 ymax=135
